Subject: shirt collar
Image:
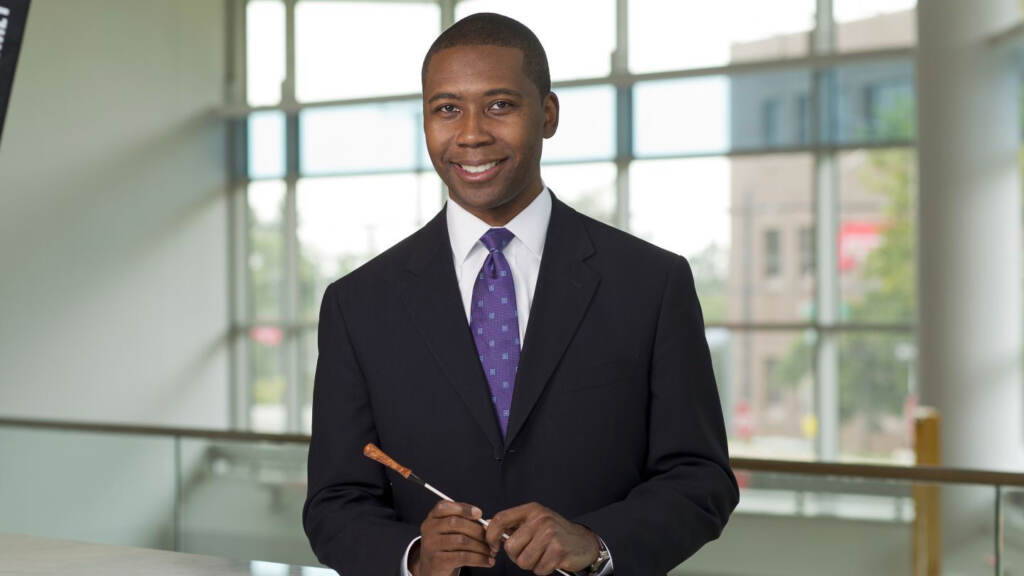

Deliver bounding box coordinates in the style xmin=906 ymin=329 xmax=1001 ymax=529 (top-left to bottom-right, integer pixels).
xmin=447 ymin=186 xmax=552 ymax=265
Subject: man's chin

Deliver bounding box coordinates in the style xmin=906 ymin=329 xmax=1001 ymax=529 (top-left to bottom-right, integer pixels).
xmin=446 ymin=186 xmax=513 ymax=212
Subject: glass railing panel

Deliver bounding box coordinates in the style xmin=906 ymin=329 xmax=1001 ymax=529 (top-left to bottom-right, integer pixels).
xmin=178 ymin=438 xmax=317 ymax=567
xmin=940 ymin=483 xmax=1000 ymax=575
xmin=0 ymin=427 xmax=176 ymax=549
xmin=675 ymin=469 xmax=914 ymax=575
xmin=1003 ymin=486 xmax=1023 ymax=575
xmin=2 ymin=420 xmax=1017 ymax=576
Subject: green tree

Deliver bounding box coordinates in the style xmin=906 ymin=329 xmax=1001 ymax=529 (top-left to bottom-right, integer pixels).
xmin=839 ymin=98 xmax=915 ymax=442
xmin=248 ymin=210 xmax=286 ymax=406
xmin=688 ymin=243 xmax=728 ymax=322
xmin=774 ymin=99 xmax=915 ymax=456
xmin=840 ymin=144 xmax=914 ymax=429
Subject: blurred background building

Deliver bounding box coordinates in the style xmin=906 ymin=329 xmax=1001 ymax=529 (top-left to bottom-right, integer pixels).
xmin=1 ymin=0 xmax=1023 ymax=574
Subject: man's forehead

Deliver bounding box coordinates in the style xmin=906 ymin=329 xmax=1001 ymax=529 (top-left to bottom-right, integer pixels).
xmin=423 ymin=44 xmax=527 ymax=87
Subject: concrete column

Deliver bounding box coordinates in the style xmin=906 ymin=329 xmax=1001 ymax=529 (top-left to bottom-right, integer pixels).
xmin=917 ymin=0 xmax=1023 ymax=549
xmin=918 ymin=0 xmax=1022 ymax=472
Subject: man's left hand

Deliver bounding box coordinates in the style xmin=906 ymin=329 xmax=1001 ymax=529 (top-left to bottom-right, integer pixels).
xmin=484 ymin=502 xmax=599 ymax=575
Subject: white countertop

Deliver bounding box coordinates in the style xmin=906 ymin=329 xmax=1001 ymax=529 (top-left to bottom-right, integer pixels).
xmin=0 ymin=532 xmax=337 ymax=576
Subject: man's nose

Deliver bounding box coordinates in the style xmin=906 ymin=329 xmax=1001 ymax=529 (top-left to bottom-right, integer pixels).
xmin=455 ymin=112 xmax=494 ymax=147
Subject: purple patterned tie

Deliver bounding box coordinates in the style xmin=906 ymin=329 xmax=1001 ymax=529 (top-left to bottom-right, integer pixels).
xmin=470 ymin=228 xmax=521 ymax=439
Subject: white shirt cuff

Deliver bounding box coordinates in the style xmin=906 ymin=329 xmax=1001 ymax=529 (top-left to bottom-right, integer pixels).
xmin=400 ymin=536 xmax=419 ymax=576
xmin=400 ymin=537 xmax=462 ymax=576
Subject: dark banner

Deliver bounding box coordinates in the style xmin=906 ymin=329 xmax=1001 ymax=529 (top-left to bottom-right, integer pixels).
xmin=0 ymin=0 xmax=30 ymax=148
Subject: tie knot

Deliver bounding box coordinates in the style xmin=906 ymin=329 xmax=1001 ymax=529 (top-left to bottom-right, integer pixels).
xmin=480 ymin=228 xmax=515 ymax=254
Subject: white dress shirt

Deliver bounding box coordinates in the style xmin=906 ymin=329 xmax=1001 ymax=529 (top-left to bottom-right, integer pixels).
xmin=448 ymin=185 xmax=551 ymax=338
xmin=400 ymin=187 xmax=612 ymax=575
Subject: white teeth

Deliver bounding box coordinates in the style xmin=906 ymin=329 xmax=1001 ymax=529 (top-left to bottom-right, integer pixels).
xmin=459 ymin=161 xmax=498 ymax=174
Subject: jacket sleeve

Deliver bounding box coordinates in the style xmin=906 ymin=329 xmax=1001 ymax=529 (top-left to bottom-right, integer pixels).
xmin=572 ymin=256 xmax=739 ymax=574
xmin=303 ymin=281 xmax=420 ymax=574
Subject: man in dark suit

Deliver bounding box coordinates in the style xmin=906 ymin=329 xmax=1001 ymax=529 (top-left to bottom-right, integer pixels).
xmin=303 ymin=13 xmax=738 ymax=576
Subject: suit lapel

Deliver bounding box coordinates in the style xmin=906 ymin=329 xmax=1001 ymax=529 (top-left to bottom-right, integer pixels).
xmin=399 ymin=208 xmax=504 ymax=454
xmin=505 ymin=195 xmax=600 ymax=448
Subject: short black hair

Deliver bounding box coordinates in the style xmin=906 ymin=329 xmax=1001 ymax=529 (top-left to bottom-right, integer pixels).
xmin=421 ymin=13 xmax=551 ymax=96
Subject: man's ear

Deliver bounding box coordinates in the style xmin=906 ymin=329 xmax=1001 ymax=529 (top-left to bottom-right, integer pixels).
xmin=542 ymin=91 xmax=560 ymax=139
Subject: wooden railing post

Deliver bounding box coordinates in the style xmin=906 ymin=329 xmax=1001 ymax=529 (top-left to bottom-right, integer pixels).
xmin=913 ymin=407 xmax=941 ymax=576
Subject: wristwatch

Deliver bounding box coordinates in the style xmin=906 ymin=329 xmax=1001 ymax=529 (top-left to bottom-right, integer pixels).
xmin=584 ymin=539 xmax=610 ymax=575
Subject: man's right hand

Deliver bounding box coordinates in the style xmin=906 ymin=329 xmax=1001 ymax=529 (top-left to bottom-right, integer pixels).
xmin=410 ymin=500 xmax=497 ymax=576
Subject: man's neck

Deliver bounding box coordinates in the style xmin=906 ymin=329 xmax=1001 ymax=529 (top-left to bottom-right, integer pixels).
xmin=451 ymin=183 xmax=543 ymax=227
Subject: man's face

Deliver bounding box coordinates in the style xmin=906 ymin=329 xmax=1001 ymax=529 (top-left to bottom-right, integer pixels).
xmin=422 ymin=45 xmax=558 ymax=224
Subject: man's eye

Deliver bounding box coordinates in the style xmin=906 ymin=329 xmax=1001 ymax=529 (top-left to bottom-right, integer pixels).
xmin=437 ymin=104 xmax=458 ymax=113
xmin=490 ymin=100 xmax=514 ymax=111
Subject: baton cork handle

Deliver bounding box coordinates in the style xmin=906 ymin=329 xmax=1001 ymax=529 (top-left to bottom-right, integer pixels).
xmin=363 ymin=443 xmax=413 ymax=479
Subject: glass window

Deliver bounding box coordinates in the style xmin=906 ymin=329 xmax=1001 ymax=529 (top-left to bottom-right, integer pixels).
xmin=761 ymin=99 xmax=782 ymax=146
xmin=299 ymin=100 xmax=428 ymax=176
xmin=763 ymin=229 xmax=781 ymax=278
xmin=455 ymin=0 xmax=616 ymax=81
xmin=295 ymin=1 xmax=440 ymax=102
xmin=631 ymin=154 xmax=815 ymax=323
xmin=799 ymin=226 xmax=815 ymax=276
xmin=248 ymin=327 xmax=287 ymax=433
xmin=724 ymin=330 xmax=817 ymax=461
xmin=796 ymin=94 xmax=811 ymax=145
xmin=296 ymin=173 xmax=443 ymax=321
xmin=838 ymin=148 xmax=915 ymax=323
xmin=630 ymin=158 xmax=732 ymax=322
xmin=633 ymin=156 xmax=815 ymax=322
xmin=248 ymin=180 xmax=286 ymax=322
xmin=246 ymin=0 xmax=285 ymax=106
xmin=629 ymin=0 xmax=815 ymax=73
xmin=248 ymin=111 xmax=286 ymax=179
xmin=730 ymin=154 xmax=815 ymax=322
xmin=838 ymin=332 xmax=916 ymax=463
xmin=834 ymin=0 xmax=916 ymax=52
xmin=300 ymin=326 xmax=317 ymax=434
xmin=237 ymin=0 xmax=919 ymax=458
xmin=764 ymin=357 xmax=781 ymax=403
xmin=734 ymin=70 xmax=814 ymax=151
xmin=823 ymin=60 xmax=915 ymax=145
xmin=634 ymin=70 xmax=812 ymax=156
xmin=541 ymin=162 xmax=617 ymax=225
xmin=634 ymin=77 xmax=729 ymax=156
xmin=543 ymin=85 xmax=616 ymax=163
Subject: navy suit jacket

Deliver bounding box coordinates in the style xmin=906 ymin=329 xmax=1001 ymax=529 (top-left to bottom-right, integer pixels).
xmin=303 ymin=193 xmax=739 ymax=575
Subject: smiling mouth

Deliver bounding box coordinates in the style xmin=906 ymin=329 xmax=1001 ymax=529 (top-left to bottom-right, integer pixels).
xmin=452 ymin=159 xmax=506 ymax=181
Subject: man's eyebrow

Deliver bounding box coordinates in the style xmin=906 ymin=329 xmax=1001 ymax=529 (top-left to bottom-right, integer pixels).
xmin=427 ymin=92 xmax=460 ymax=104
xmin=483 ymin=88 xmax=523 ymax=98
xmin=426 ymin=88 xmax=524 ymax=104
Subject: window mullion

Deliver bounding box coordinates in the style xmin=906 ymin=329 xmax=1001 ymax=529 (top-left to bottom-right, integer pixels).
xmin=283 ymin=0 xmax=300 ymax=431
xmin=232 ymin=0 xmax=251 ymax=431
xmin=284 ymin=179 xmax=301 ymax=433
xmin=814 ymin=153 xmax=840 ymax=461
xmin=812 ymin=0 xmax=838 ymax=462
xmin=614 ymin=0 xmax=630 ymax=231
xmin=440 ymin=0 xmax=455 ymax=28
xmin=282 ymin=0 xmax=297 ymax=107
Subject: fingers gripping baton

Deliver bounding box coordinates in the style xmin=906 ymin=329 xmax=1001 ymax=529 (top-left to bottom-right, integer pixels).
xmin=363 ymin=443 xmax=573 ymax=576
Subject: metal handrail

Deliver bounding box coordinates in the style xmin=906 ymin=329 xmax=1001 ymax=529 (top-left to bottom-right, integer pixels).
xmin=0 ymin=416 xmax=309 ymax=444
xmin=2 ymin=416 xmax=1022 ymax=487
xmin=732 ymin=457 xmax=1024 ymax=488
